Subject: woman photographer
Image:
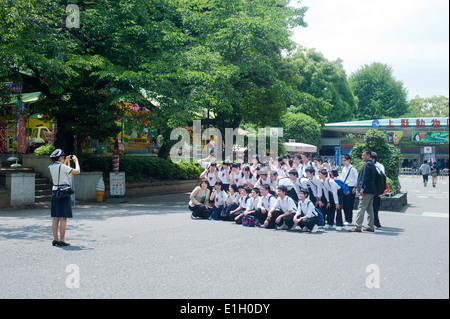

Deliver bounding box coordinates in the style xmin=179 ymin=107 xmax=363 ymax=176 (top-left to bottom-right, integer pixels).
xmin=49 ymin=149 xmax=80 ymax=247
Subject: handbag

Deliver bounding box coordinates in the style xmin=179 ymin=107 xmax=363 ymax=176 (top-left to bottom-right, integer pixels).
xmin=56 ymin=164 xmax=74 ymax=199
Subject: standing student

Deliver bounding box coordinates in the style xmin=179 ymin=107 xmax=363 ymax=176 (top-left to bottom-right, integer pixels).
xmin=189 ymin=179 xmax=211 ymax=219
xmin=419 ymin=160 xmax=431 ymax=187
xmin=209 ymin=181 xmax=227 ymax=220
xmin=301 ymin=153 xmax=313 ymax=178
xmin=291 ymin=188 xmax=319 ymax=233
xmin=254 ymin=168 xmax=271 ymax=188
xmin=264 ymin=185 xmax=297 ymax=229
xmin=200 ymin=162 xmax=219 ymax=192
xmin=240 ymin=166 xmax=255 ymax=188
xmin=254 ymin=184 xmax=277 ymax=227
xmin=268 ymin=170 xmax=279 ymax=195
xmin=286 ymin=169 xmax=301 ymax=202
xmin=300 ymin=166 xmax=323 ymax=207
xmin=349 ymin=150 xmax=377 ymax=232
xmin=318 ymin=168 xmax=344 ymax=230
xmin=49 ymin=149 xmax=81 ymax=247
xmin=218 ymin=161 xmax=232 ymax=191
xmin=341 ymin=154 xmax=358 ymax=226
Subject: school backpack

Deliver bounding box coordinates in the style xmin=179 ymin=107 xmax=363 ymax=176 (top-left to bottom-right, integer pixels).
xmin=375 ymin=167 xmax=387 ymax=195
xmin=314 ymin=208 xmax=325 ymax=227
xmin=334 ymin=179 xmax=350 ymax=195
xmin=431 ymin=166 xmax=438 ymax=177
xmin=242 ymin=215 xmax=256 ymax=227
xmin=308 ymin=202 xmax=325 ymax=227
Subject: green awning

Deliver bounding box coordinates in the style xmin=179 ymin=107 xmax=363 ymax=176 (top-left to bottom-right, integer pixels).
xmin=0 ymin=92 xmax=43 ymax=105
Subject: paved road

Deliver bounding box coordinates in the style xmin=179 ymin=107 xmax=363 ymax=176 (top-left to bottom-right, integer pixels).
xmin=0 ymin=177 xmax=448 ymax=299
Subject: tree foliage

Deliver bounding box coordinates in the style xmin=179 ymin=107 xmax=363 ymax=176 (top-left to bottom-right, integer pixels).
xmin=405 ymin=95 xmax=449 ymax=118
xmin=349 ymin=63 xmax=408 ymax=120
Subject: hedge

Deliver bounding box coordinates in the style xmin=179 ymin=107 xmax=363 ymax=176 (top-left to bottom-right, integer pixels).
xmin=81 ymin=154 xmax=203 ymax=182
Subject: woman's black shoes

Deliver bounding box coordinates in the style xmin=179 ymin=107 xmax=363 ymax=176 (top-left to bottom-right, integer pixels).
xmin=52 ymin=240 xmax=70 ymax=247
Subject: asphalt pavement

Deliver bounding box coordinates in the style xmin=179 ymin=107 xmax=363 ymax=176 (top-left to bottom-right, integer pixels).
xmin=0 ymin=176 xmax=448 ymax=299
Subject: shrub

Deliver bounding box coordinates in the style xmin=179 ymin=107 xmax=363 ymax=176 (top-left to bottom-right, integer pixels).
xmin=80 ymin=154 xmax=203 ymax=182
xmin=34 ymin=144 xmax=55 ymax=156
xmin=350 ymin=129 xmax=402 ymax=193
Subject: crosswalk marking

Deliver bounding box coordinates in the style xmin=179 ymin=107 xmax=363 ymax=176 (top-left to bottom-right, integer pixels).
xmin=422 ymin=212 xmax=449 ymax=219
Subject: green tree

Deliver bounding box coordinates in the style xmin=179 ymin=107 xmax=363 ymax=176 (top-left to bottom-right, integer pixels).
xmin=349 ymin=62 xmax=408 ymax=120
xmin=405 ymin=95 xmax=449 ymax=118
xmin=281 ymin=111 xmax=322 ymax=149
xmin=284 ymin=48 xmax=357 ymax=123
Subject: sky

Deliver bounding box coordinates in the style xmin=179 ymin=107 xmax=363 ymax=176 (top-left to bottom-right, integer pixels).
xmin=290 ymin=0 xmax=449 ymax=100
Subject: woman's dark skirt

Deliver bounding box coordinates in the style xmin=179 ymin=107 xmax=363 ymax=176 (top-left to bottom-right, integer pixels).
xmin=51 ymin=190 xmax=73 ymax=218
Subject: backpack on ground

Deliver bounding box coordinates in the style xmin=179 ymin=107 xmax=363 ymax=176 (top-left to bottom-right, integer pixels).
xmin=242 ymin=215 xmax=256 ymax=227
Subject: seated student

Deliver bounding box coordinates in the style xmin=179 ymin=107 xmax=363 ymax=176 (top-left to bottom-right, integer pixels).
xmin=230 ymin=186 xmax=252 ymax=224
xmin=188 ymin=179 xmax=211 ymax=219
xmin=318 ymin=168 xmax=344 ymax=230
xmin=290 ymin=188 xmax=319 ymax=233
xmin=300 ymin=166 xmax=323 ymax=206
xmin=221 ymin=184 xmax=240 ymax=220
xmin=242 ymin=187 xmax=261 ymax=218
xmin=209 ymin=181 xmax=227 ymax=220
xmin=264 ymin=185 xmax=297 ymax=229
xmin=255 ymin=184 xmax=278 ymax=227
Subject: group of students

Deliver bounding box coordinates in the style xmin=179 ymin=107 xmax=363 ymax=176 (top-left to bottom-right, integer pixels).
xmin=188 ymin=152 xmax=385 ymax=232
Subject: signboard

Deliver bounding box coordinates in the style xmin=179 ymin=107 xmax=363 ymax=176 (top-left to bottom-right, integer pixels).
xmin=423 ymin=147 xmax=433 ymax=154
xmin=110 ymin=172 xmax=126 ymax=196
xmin=383 ymin=131 xmax=403 ymax=145
xmin=412 ymin=131 xmax=449 ymax=143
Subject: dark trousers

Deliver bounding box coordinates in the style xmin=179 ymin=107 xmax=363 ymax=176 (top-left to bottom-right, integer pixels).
xmin=287 ymin=188 xmax=299 ymax=202
xmin=221 ymin=203 xmax=239 ymax=221
xmin=189 ymin=204 xmax=211 ymax=219
xmin=343 ymin=186 xmax=356 ymax=223
xmin=326 ymin=190 xmax=343 ymax=226
xmin=373 ymin=195 xmax=381 ymax=227
xmin=298 ymin=216 xmax=319 ymax=231
xmin=254 ymin=208 xmax=268 ymax=225
xmin=265 ymin=210 xmax=291 ymax=229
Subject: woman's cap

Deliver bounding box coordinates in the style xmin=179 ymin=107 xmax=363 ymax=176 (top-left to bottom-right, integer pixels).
xmin=50 ymin=149 xmax=65 ymax=158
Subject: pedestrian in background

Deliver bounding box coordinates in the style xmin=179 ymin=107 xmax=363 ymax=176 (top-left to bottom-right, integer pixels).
xmin=49 ymin=149 xmax=80 ymax=247
xmin=419 ymin=160 xmax=431 ymax=187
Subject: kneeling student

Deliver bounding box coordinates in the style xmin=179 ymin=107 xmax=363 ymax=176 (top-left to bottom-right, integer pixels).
xmin=230 ymin=186 xmax=252 ymax=224
xmin=291 ymin=188 xmax=319 ymax=232
xmin=264 ymin=185 xmax=297 ymax=229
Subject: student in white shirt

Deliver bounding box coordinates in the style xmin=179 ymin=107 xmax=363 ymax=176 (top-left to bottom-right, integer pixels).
xmin=341 ymin=154 xmax=358 ymax=225
xmin=217 ymin=161 xmax=232 ymax=191
xmin=286 ymin=169 xmax=301 ymax=202
xmin=254 ymin=168 xmax=271 ymax=188
xmin=231 ymin=186 xmax=252 ymax=224
xmin=209 ymin=181 xmax=227 ymax=220
xmin=301 ymin=153 xmax=313 ymax=178
xmin=230 ymin=163 xmax=242 ymax=186
xmin=242 ymin=188 xmax=262 ymax=219
xmin=221 ymin=183 xmax=240 ymax=220
xmin=200 ymin=162 xmax=219 ymax=194
xmin=291 ymin=188 xmax=319 ymax=232
xmin=239 ymin=166 xmax=255 ymax=188
xmin=292 ymin=154 xmax=303 ymax=175
xmin=318 ymin=169 xmax=344 ymax=230
xmin=268 ymin=170 xmax=279 ymax=195
xmin=300 ymin=166 xmax=323 ymax=206
xmin=255 ymin=184 xmax=277 ymax=227
xmin=264 ymin=185 xmax=298 ymax=229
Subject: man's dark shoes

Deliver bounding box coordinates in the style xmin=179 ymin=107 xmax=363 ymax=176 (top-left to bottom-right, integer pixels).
xmin=58 ymin=241 xmax=70 ymax=246
xmin=52 ymin=240 xmax=59 ymax=246
xmin=363 ymin=227 xmax=375 ymax=232
xmin=348 ymin=227 xmax=362 ymax=232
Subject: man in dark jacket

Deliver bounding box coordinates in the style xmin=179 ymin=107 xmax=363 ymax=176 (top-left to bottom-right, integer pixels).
xmin=349 ymin=149 xmax=377 ymax=232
